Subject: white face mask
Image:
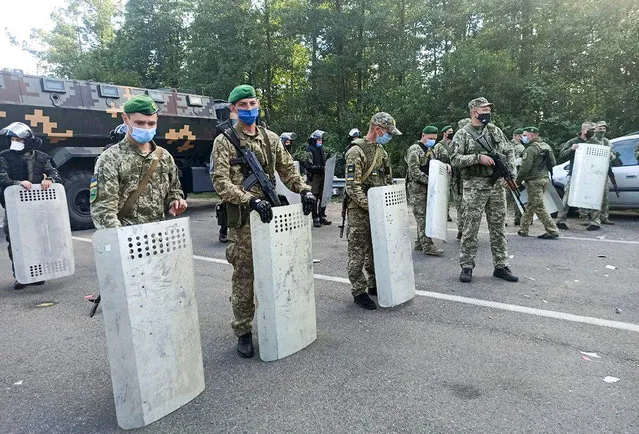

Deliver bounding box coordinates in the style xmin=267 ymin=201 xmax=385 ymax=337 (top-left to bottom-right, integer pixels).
xmin=10 ymin=139 xmax=25 ymax=151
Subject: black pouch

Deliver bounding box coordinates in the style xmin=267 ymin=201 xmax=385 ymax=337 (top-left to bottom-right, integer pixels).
xmin=215 ymin=202 xmax=227 ymax=227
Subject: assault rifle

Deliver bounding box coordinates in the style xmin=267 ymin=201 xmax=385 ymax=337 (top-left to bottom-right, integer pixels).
xmin=339 ymin=194 xmax=349 ymax=238
xmin=608 ymin=167 xmax=620 ymax=198
xmin=466 ymin=127 xmax=527 ymax=213
xmin=218 ymin=120 xmax=282 ymax=207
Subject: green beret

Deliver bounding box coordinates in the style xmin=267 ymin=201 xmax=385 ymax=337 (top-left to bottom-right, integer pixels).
xmin=123 ymin=95 xmax=158 ymax=115
xmin=513 ymin=128 xmax=524 ymax=135
xmin=440 ymin=125 xmax=453 ymax=133
xmin=523 ymin=126 xmax=539 ymax=133
xmin=422 ymin=125 xmax=439 ymax=134
xmin=228 ymin=84 xmax=256 ymax=104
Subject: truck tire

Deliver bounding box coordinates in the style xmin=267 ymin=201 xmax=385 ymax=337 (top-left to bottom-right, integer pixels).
xmin=64 ymin=170 xmax=94 ymax=230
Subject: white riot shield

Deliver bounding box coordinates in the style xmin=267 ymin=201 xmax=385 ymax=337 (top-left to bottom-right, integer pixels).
xmin=250 ymin=204 xmax=316 ymax=362
xmin=321 ymin=156 xmax=336 ymax=207
xmin=425 ymin=160 xmax=450 ymax=241
xmin=92 ymin=218 xmax=204 ymax=430
xmin=368 ymin=184 xmax=416 ymax=308
xmin=4 ymin=184 xmax=74 ymax=284
xmin=568 ymin=144 xmax=610 ymax=210
xmin=513 ymin=178 xmax=563 ymax=219
xmin=275 ymin=161 xmax=301 ymax=205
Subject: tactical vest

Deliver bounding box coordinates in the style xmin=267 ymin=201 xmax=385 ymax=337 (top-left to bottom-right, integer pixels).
xmin=306 ymin=144 xmax=327 ymax=167
xmin=349 ymin=139 xmax=389 ymax=190
xmin=405 ymin=142 xmax=435 ymax=184
xmin=462 ymin=124 xmax=498 ymax=178
xmin=0 ymin=150 xmax=49 ymax=184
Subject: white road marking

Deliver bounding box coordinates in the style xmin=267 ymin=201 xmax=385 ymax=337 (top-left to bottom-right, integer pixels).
xmin=72 ymin=235 xmax=639 ymax=333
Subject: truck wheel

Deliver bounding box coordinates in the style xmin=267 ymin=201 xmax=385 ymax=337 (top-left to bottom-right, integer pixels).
xmin=64 ymin=171 xmax=94 ymax=230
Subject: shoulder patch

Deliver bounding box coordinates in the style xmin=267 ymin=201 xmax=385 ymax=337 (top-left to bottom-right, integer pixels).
xmin=346 ymin=164 xmax=355 ymax=181
xmin=89 ymin=176 xmax=98 ymax=203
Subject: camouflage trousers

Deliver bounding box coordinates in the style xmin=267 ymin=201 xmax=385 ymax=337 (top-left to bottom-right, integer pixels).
xmin=519 ymin=178 xmax=559 ymax=236
xmin=459 ymin=178 xmax=510 ymax=269
xmin=557 ymin=177 xmax=605 ymax=226
xmin=407 ymin=182 xmax=436 ymax=250
xmin=346 ymin=206 xmax=376 ymax=296
xmin=225 ymin=222 xmax=256 ymax=337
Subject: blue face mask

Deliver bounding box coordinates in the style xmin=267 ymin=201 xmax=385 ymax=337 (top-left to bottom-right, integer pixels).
xmin=521 ymin=136 xmax=530 ymax=144
xmin=376 ymin=132 xmax=393 ymax=145
xmin=130 ymin=126 xmax=156 ymax=144
xmin=316 ymin=140 xmax=323 ymax=148
xmin=237 ymin=108 xmax=259 ymax=125
xmin=425 ymin=139 xmax=436 ymax=148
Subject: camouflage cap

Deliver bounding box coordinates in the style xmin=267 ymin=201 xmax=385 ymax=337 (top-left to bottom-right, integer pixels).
xmin=581 ymin=121 xmax=596 ymax=130
xmin=596 ymin=120 xmax=609 ymax=128
xmin=228 ymin=84 xmax=256 ymax=104
xmin=440 ymin=125 xmax=453 ymax=133
xmin=422 ymin=125 xmax=439 ymax=134
xmin=523 ymin=126 xmax=539 ymax=134
xmin=371 ymin=112 xmax=402 ymax=135
xmin=468 ymin=97 xmax=493 ymax=111
xmin=124 ymin=94 xmax=159 ymax=115
xmin=513 ymin=128 xmax=524 ymax=135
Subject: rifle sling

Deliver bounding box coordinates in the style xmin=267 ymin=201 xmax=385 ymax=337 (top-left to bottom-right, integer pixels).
xmin=117 ymin=147 xmax=163 ymax=220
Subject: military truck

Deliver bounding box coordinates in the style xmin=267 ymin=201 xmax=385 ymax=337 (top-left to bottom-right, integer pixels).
xmin=0 ymin=70 xmax=230 ymax=229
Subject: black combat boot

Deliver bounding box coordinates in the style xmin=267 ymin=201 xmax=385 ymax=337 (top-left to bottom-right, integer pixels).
xmin=459 ymin=268 xmax=473 ymax=283
xmin=354 ymin=293 xmax=377 ymax=310
xmin=319 ymin=207 xmax=331 ymax=225
xmin=456 ymin=231 xmax=462 ymax=241
xmin=237 ymin=332 xmax=255 ymax=358
xmin=13 ymin=280 xmax=26 ymax=290
xmin=586 ymin=224 xmax=600 ymax=231
xmin=313 ymin=218 xmax=322 ymax=228
xmin=368 ymin=286 xmax=377 ymax=297
xmin=556 ymin=221 xmax=568 ymax=230
xmin=493 ymin=266 xmax=519 ymax=282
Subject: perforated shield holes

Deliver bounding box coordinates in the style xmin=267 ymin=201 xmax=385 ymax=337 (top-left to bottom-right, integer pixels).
xmin=273 ymin=210 xmax=308 ymax=234
xmin=5 ymin=184 xmax=75 ymax=284
xmin=125 ymin=226 xmax=188 ymax=261
xmin=384 ymin=189 xmax=406 ymax=207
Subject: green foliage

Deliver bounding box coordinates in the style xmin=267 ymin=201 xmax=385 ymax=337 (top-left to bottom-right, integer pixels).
xmin=30 ymin=0 xmax=639 ymax=173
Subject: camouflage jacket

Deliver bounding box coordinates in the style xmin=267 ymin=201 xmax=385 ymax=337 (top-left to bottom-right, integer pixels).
xmin=90 ymin=138 xmax=184 ymax=229
xmin=510 ymin=139 xmax=525 ymax=164
xmin=345 ymin=138 xmax=393 ymax=211
xmin=405 ymin=141 xmax=446 ymax=185
xmin=516 ymin=139 xmax=556 ymax=182
xmin=451 ymin=123 xmax=516 ymax=179
xmin=212 ymin=123 xmax=309 ymax=205
xmin=433 ymin=140 xmax=452 ymax=164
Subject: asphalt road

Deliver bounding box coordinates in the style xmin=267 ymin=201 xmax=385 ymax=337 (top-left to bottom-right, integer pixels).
xmin=1 ymin=199 xmax=638 ymax=433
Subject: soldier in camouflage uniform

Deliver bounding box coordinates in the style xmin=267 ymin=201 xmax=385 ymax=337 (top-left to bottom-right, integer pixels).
xmin=507 ymin=128 xmax=525 ymax=225
xmin=451 ymin=97 xmax=518 ymax=283
xmin=90 ymin=95 xmax=187 ymax=229
xmin=345 ymin=112 xmax=399 ymax=310
xmin=434 ymin=125 xmax=455 ymax=223
xmin=0 ymin=122 xmax=62 ymax=290
xmin=555 ymin=122 xmax=601 ymax=231
xmin=212 ymin=85 xmax=315 ymax=357
xmin=405 ymin=125 xmax=447 ymax=256
xmin=515 ymin=127 xmax=559 ymax=239
xmin=594 ymin=121 xmax=617 ymax=225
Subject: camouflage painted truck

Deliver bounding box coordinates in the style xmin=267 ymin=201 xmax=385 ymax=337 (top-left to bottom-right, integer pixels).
xmin=0 ymin=70 xmax=229 ymax=229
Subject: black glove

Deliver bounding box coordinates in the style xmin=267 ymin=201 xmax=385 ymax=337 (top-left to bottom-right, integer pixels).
xmin=301 ymin=190 xmax=316 ymax=215
xmin=249 ymin=197 xmax=273 ymax=223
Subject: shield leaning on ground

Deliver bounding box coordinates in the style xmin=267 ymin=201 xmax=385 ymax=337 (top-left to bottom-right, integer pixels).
xmin=568 ymin=143 xmax=610 ymax=210
xmin=320 ymin=156 xmax=336 ymax=208
xmin=5 ymin=184 xmax=74 ymax=284
xmin=250 ymin=203 xmax=317 ymax=362
xmin=512 ymin=177 xmax=564 ymax=219
xmin=92 ymin=217 xmax=204 ymax=430
xmin=275 ymin=161 xmax=302 ymax=205
xmin=425 ymin=159 xmax=450 ymax=241
xmin=368 ymin=184 xmax=416 ymax=308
